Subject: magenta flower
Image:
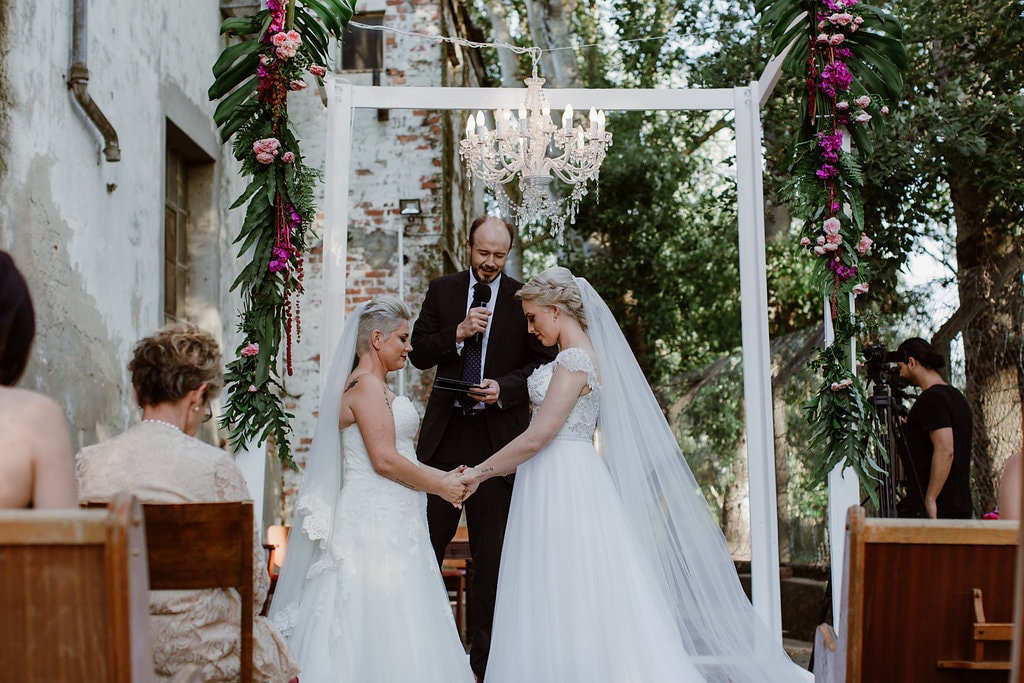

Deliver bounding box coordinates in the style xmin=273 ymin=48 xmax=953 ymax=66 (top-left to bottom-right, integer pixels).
xmin=269 ymin=246 xmax=290 ymax=273
xmin=241 ymin=343 xmax=260 ymax=357
xmin=816 ymin=164 xmax=839 ymax=180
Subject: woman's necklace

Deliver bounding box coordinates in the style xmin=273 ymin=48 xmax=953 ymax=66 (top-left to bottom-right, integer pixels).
xmin=142 ymin=418 xmax=182 ymax=432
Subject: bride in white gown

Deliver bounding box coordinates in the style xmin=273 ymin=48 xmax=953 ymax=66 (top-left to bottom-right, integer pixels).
xmin=459 ymin=267 xmax=811 ymax=683
xmin=269 ymin=297 xmax=473 ymax=683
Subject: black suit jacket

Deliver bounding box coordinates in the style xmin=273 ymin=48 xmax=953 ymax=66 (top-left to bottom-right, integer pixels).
xmin=409 ymin=270 xmax=556 ymax=464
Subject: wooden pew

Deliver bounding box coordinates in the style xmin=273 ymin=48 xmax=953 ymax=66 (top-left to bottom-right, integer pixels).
xmin=0 ymin=492 xmax=155 ymax=683
xmin=84 ymin=499 xmax=254 ymax=681
xmin=817 ymin=506 xmax=1018 ymax=682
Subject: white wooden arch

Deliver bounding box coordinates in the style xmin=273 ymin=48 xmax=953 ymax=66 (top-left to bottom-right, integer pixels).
xmin=319 ymin=73 xmax=855 ymax=641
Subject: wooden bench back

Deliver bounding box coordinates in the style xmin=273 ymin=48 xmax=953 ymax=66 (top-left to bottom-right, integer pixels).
xmin=839 ymin=506 xmax=1018 ymax=682
xmin=0 ymin=493 xmax=155 ymax=683
xmin=141 ymin=501 xmax=255 ymax=683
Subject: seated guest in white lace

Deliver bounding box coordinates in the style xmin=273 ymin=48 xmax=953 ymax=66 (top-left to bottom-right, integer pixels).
xmin=0 ymin=250 xmax=76 ymax=509
xmin=76 ymin=324 xmax=299 ymax=683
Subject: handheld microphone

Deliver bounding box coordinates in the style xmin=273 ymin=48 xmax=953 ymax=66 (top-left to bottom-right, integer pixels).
xmin=471 ymin=283 xmax=492 ymax=345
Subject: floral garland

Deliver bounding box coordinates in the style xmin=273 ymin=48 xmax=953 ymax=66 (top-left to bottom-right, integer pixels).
xmin=757 ymin=0 xmax=907 ymax=500
xmin=210 ymin=0 xmax=354 ymax=466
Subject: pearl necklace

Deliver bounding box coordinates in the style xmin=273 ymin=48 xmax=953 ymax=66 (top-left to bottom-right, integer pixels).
xmin=142 ymin=418 xmax=182 ymax=432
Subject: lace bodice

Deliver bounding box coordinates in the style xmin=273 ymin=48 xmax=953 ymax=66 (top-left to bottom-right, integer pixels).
xmin=528 ymin=347 xmax=601 ymax=439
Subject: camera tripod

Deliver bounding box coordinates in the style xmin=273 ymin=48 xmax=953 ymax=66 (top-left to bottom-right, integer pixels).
xmin=867 ymin=378 xmax=921 ymax=518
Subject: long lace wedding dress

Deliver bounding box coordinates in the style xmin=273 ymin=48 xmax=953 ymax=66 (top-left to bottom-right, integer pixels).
xmin=270 ymin=395 xmax=472 ymax=682
xmin=486 ymin=347 xmax=705 ymax=682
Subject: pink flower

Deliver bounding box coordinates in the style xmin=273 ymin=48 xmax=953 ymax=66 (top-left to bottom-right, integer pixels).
xmin=253 ymin=137 xmax=281 ymax=155
xmin=256 ymin=152 xmax=276 ymax=164
xmin=829 ymin=12 xmax=854 ymax=25
xmin=823 ymin=217 xmax=841 ymax=235
xmin=816 ymin=33 xmax=830 ymax=43
xmin=248 ymin=384 xmax=258 ymax=393
xmin=829 ymin=34 xmax=845 ymax=46
xmin=881 ymin=106 xmax=890 ymax=115
xmin=309 ymin=64 xmax=327 ymax=77
xmin=816 ymin=235 xmax=826 ymax=245
xmin=800 ymin=236 xmax=812 ymax=246
xmin=856 ymin=233 xmax=873 ymax=254
xmin=241 ymin=343 xmax=260 ymax=357
xmin=822 ymin=242 xmax=839 ymax=252
xmin=830 ymin=378 xmax=854 ymax=391
xmin=260 ymin=54 xmax=272 ymax=66
xmin=854 ymin=95 xmax=871 ymax=108
xmin=836 ymin=101 xmax=850 ymax=111
xmin=826 ymin=233 xmax=842 ymax=246
xmin=852 ymin=283 xmax=870 ymax=296
xmin=280 ymin=151 xmax=295 ymax=163
xmin=854 ymin=112 xmax=872 ymax=124
xmin=272 ymin=30 xmax=302 ymax=60
xmin=289 ymin=79 xmax=307 ymax=91
xmin=814 ymin=246 xmax=827 ymax=255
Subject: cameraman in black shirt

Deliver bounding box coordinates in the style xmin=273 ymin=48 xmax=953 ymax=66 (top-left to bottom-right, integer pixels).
xmin=895 ymin=337 xmax=974 ymax=519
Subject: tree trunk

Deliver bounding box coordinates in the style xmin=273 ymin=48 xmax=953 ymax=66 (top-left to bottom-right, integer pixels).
xmin=950 ymin=176 xmax=1024 ymax=513
xmin=523 ymin=0 xmax=582 ymax=87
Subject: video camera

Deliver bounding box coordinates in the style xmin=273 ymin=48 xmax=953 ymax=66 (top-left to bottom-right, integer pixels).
xmin=862 ymin=343 xmax=909 ymax=390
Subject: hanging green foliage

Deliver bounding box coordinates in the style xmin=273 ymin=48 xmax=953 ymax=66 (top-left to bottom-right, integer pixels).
xmin=209 ymin=0 xmax=354 ymax=467
xmin=756 ymin=0 xmax=908 ymax=496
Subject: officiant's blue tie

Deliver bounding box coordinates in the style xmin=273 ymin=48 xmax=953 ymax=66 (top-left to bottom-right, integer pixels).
xmin=459 ymin=283 xmax=489 ymax=408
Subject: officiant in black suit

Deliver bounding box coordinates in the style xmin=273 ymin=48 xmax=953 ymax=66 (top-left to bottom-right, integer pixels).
xmin=410 ymin=216 xmax=555 ymax=680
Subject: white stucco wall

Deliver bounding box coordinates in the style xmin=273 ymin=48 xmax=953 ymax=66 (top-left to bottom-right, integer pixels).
xmin=0 ymin=1 xmax=246 ymax=448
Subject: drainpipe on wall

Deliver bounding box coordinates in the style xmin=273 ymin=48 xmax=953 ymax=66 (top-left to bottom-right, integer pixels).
xmin=69 ymin=0 xmax=121 ymax=162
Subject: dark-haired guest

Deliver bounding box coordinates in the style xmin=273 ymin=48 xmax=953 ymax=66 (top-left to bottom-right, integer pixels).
xmin=0 ymin=250 xmax=76 ymax=509
xmin=895 ymin=337 xmax=974 ymax=519
xmin=76 ymin=323 xmax=299 ymax=683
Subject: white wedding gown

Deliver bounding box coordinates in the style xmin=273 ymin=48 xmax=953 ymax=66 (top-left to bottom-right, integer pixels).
xmin=487 ymin=348 xmax=705 ymax=682
xmin=276 ymin=396 xmax=473 ymax=683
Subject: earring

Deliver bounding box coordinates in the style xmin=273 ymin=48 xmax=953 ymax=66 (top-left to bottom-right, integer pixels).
xmin=193 ymin=406 xmax=199 ymax=412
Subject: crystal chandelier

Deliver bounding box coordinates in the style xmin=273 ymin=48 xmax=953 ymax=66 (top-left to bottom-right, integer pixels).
xmin=459 ymin=62 xmax=612 ymax=240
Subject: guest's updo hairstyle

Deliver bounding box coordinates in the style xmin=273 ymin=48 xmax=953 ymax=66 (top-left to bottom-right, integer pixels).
xmin=356 ymin=296 xmax=412 ymax=354
xmin=517 ymin=266 xmax=587 ymax=331
xmin=0 ymin=251 xmax=36 ymax=386
xmin=130 ymin=323 xmax=223 ymax=408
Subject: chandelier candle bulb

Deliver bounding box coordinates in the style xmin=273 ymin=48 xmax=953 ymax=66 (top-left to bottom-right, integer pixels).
xmin=562 ymin=104 xmax=573 ymax=134
xmin=475 ymin=110 xmax=486 ymax=135
xmin=589 ymin=108 xmax=598 ymax=138
xmin=597 ymin=110 xmax=606 ymax=137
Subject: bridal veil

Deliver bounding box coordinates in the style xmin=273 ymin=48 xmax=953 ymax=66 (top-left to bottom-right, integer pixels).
xmin=578 ymin=277 xmax=810 ymax=682
xmin=268 ymin=302 xmax=366 ymax=637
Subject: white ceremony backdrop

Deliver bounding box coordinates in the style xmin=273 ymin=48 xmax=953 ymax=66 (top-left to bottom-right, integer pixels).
xmin=318 ymin=71 xmax=860 ymax=640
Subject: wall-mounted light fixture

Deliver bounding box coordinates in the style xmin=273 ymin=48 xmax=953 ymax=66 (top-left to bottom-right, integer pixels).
xmin=399 ymin=198 xmax=422 ymax=216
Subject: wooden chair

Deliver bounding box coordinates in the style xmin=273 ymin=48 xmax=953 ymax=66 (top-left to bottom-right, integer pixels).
xmin=0 ymin=492 xmax=155 ymax=682
xmin=85 ymin=499 xmax=255 ymax=683
xmin=815 ymin=506 xmax=1018 ymax=682
xmin=444 ymin=524 xmax=473 ymax=645
xmin=142 ymin=500 xmax=255 ymax=683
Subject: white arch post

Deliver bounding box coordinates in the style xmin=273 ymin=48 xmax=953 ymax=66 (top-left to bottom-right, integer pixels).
xmin=322 ymin=77 xmax=785 ymax=639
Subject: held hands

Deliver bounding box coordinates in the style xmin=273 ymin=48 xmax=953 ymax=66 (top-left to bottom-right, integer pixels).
xmin=439 ymin=466 xmax=471 ymax=509
xmin=457 ymin=466 xmax=483 ymax=499
xmin=456 ymin=306 xmax=491 ymax=343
